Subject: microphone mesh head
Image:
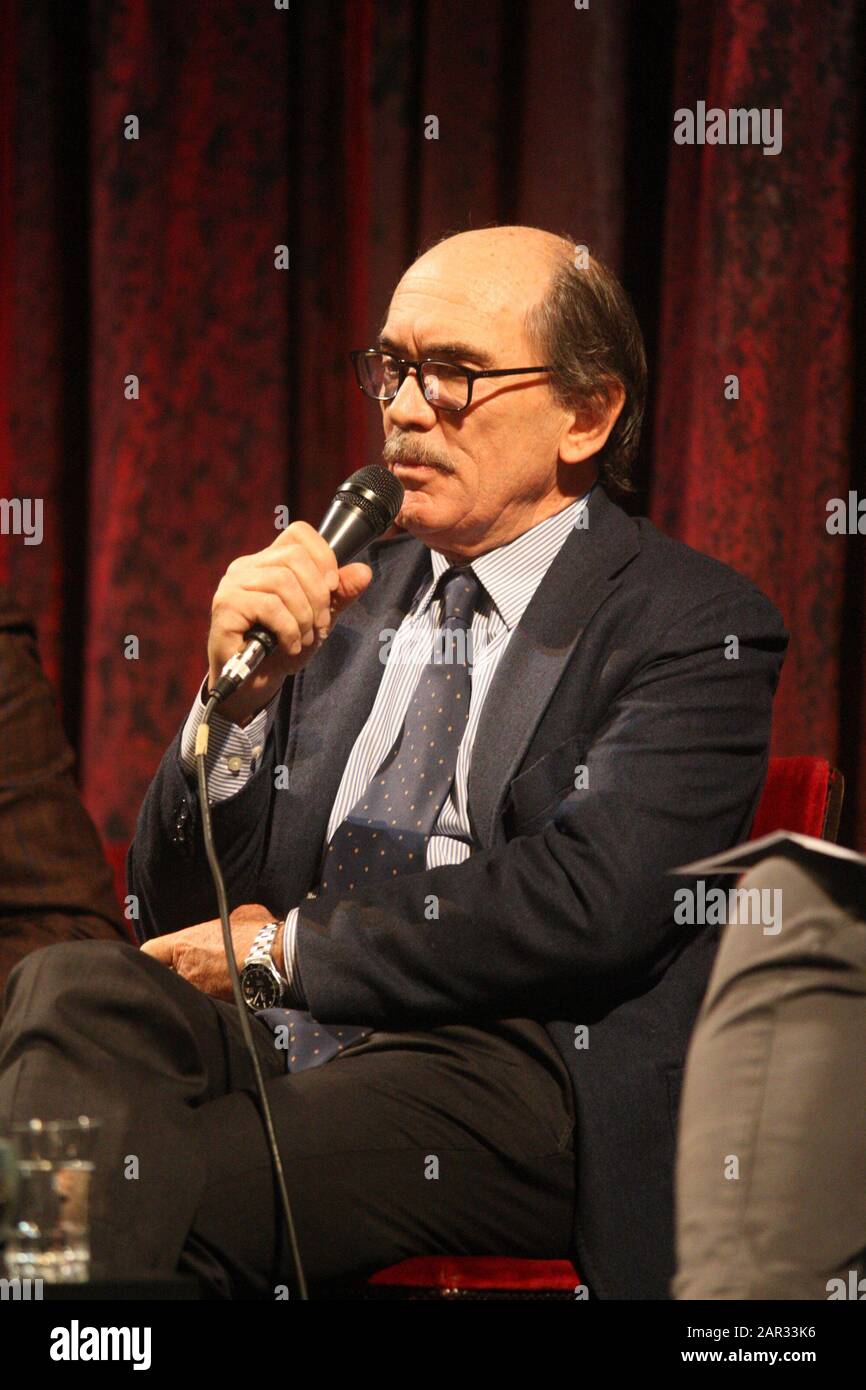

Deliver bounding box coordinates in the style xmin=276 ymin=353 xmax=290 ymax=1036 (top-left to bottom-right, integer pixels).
xmin=338 ymin=465 xmax=405 ymax=528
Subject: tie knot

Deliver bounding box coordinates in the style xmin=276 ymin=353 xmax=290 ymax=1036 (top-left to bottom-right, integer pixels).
xmin=437 ymin=566 xmax=483 ymax=628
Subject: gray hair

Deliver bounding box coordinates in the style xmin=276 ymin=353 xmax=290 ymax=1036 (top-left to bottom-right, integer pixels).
xmin=524 ymin=243 xmax=647 ymax=494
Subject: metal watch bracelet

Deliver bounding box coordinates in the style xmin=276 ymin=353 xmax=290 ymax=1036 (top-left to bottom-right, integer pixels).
xmin=239 ymin=921 xmax=288 ymax=1012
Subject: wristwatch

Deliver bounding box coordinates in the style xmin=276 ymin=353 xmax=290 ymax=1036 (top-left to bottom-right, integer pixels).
xmin=240 ymin=921 xmax=288 ymax=1012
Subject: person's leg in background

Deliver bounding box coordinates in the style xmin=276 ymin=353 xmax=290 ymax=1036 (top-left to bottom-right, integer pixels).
xmin=0 ymin=939 xmax=575 ymax=1297
xmin=0 ymin=590 xmax=130 ymax=1024
xmin=673 ymin=856 xmax=866 ymax=1299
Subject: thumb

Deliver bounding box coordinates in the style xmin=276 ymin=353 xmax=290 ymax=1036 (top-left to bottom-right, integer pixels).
xmin=330 ymin=562 xmax=373 ymax=617
xmin=140 ymin=936 xmax=174 ymax=965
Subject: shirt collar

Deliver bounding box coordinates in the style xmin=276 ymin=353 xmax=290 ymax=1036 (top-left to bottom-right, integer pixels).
xmin=412 ymin=484 xmax=595 ymax=631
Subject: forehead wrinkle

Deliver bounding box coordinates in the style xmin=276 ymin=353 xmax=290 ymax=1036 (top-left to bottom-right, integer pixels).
xmin=395 ymin=263 xmax=525 ymax=319
xmin=383 ymin=277 xmax=533 ymax=361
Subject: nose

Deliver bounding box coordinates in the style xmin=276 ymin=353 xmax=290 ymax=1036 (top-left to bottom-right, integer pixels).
xmin=385 ymin=365 xmax=437 ymax=430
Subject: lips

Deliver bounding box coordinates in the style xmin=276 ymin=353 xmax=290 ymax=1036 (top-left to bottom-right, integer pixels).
xmin=392 ymin=462 xmax=440 ymax=478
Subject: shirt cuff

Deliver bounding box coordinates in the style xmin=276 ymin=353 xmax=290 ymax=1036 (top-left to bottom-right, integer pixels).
xmin=179 ymin=675 xmax=269 ymax=803
xmin=281 ymin=907 xmax=306 ymax=1008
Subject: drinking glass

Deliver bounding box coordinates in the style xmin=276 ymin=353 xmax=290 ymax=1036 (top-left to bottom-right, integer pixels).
xmin=2 ymin=1117 xmax=101 ymax=1283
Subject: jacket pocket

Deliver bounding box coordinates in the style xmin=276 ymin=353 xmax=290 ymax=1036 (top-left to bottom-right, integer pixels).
xmin=505 ymin=731 xmax=588 ymax=835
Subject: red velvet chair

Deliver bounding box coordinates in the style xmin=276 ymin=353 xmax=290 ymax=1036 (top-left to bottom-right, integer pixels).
xmin=748 ymin=755 xmax=843 ymax=844
xmin=365 ymin=754 xmax=845 ymax=1299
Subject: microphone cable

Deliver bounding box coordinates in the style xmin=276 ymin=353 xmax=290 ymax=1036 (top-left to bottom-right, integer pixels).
xmin=188 ymin=465 xmax=404 ymax=1303
xmin=194 ymin=697 xmax=308 ymax=1301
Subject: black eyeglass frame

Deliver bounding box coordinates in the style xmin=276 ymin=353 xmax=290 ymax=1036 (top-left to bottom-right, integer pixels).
xmin=348 ymin=348 xmax=553 ymax=413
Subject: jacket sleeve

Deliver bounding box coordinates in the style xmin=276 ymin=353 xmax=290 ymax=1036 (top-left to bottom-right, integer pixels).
xmin=0 ymin=619 xmax=128 ymax=1000
xmin=292 ymin=585 xmax=788 ymax=1027
xmin=127 ymin=699 xmax=285 ymax=944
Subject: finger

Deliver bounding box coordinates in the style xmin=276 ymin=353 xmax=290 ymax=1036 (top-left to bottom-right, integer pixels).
xmin=268 ymin=522 xmax=340 ymax=591
xmin=331 ymin=562 xmax=374 ymax=616
xmin=256 ymin=556 xmax=373 ymax=620
xmin=244 ymin=545 xmax=333 ymax=636
xmin=140 ymin=937 xmax=174 ymax=964
xmin=240 ymin=569 xmax=317 ymax=646
xmin=212 ymin=591 xmax=305 ymax=655
xmin=273 ymin=540 xmax=336 ymax=624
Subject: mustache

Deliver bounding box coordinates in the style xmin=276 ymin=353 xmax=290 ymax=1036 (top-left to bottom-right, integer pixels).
xmin=382 ymin=436 xmax=455 ymax=473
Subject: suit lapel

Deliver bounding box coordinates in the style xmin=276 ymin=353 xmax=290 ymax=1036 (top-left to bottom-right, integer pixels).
xmin=468 ymin=488 xmax=640 ymax=849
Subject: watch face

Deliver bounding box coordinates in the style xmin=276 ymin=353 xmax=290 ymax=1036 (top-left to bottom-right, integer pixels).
xmin=241 ymin=964 xmax=282 ymax=1011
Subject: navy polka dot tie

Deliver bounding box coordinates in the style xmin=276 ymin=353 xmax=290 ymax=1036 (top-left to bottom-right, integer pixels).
xmin=281 ymin=565 xmax=484 ymax=1072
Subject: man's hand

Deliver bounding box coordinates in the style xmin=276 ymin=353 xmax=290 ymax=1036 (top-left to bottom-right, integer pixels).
xmin=139 ymin=903 xmax=281 ymax=1000
xmin=207 ymin=521 xmax=373 ymax=725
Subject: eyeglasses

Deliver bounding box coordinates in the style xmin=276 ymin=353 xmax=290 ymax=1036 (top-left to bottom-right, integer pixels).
xmin=349 ymin=348 xmax=553 ymax=414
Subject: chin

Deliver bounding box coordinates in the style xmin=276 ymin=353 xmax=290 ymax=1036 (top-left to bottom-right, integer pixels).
xmin=396 ymin=494 xmax=444 ymax=531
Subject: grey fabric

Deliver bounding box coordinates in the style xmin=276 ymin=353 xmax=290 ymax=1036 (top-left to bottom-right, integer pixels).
xmin=674 ymin=855 xmax=866 ymax=1300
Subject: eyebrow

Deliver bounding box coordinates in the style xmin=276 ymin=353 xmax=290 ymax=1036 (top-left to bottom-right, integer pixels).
xmin=376 ymin=336 xmax=494 ymax=369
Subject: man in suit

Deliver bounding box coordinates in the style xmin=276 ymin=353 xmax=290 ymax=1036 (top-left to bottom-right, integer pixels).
xmin=0 ymin=587 xmax=128 ymax=1021
xmin=0 ymin=226 xmax=787 ymax=1298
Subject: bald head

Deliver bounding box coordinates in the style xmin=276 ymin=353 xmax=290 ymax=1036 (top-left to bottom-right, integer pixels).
xmin=394 ymin=225 xmax=576 ymax=345
xmin=412 ymin=223 xmax=574 ymax=277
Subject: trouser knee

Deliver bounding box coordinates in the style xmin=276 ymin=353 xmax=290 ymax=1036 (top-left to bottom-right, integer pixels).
xmin=703 ymin=855 xmax=864 ymax=1003
xmin=2 ymin=938 xmax=145 ymax=1028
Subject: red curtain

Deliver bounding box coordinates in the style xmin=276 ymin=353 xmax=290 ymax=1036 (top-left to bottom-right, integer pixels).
xmin=1 ymin=0 xmax=863 ymax=867
xmin=652 ymin=0 xmax=862 ymax=825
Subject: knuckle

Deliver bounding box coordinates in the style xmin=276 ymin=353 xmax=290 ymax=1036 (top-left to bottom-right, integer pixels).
xmin=278 ymin=574 xmax=315 ymax=625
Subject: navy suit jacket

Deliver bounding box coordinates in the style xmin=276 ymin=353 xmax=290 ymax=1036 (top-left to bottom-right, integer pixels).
xmin=129 ymin=485 xmax=788 ymax=1298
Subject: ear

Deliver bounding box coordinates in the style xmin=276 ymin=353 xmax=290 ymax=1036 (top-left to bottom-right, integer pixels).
xmin=559 ymin=381 xmax=626 ymax=464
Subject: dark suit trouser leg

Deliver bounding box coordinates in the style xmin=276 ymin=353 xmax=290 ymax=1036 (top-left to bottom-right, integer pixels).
xmin=0 ymin=940 xmax=576 ymax=1296
xmin=674 ymin=856 xmax=866 ymax=1299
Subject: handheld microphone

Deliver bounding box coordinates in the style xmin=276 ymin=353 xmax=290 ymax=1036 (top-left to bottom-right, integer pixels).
xmin=210 ymin=464 xmax=405 ymax=702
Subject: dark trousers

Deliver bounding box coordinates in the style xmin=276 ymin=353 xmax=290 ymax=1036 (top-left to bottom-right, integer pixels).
xmin=674 ymin=856 xmax=866 ymax=1299
xmin=0 ymin=940 xmax=576 ymax=1297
